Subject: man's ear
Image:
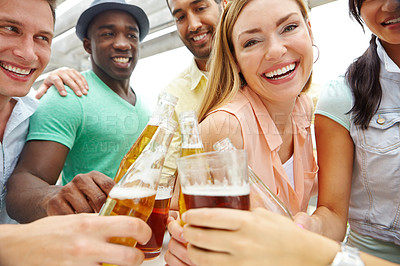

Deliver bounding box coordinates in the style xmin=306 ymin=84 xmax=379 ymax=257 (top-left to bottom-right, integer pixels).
xmin=83 ymin=38 xmax=92 ymax=54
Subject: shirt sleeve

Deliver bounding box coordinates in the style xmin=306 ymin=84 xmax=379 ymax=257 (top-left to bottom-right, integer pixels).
xmin=27 ymin=86 xmax=82 ymax=149
xmin=315 ymin=76 xmax=353 ymax=131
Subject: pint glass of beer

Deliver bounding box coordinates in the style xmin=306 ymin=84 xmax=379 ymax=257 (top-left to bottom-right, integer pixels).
xmin=177 ymin=150 xmax=250 ymax=211
xmin=137 ymin=173 xmax=176 ymax=260
xmin=213 ymin=138 xmax=293 ymax=219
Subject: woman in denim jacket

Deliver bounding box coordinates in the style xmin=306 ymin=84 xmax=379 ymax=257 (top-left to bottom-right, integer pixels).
xmin=294 ymin=0 xmax=400 ymax=263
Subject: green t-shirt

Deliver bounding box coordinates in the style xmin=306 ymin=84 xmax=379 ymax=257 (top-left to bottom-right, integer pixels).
xmin=27 ymin=70 xmax=151 ymax=185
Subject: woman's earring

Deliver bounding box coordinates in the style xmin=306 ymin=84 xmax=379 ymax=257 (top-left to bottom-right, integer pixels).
xmin=313 ymin=44 xmax=320 ymax=64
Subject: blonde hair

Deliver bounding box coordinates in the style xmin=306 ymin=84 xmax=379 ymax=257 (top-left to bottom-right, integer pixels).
xmin=198 ymin=0 xmax=313 ymax=122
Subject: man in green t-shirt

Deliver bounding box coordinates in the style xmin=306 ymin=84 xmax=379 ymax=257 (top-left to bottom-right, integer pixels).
xmin=6 ymin=0 xmax=152 ymax=223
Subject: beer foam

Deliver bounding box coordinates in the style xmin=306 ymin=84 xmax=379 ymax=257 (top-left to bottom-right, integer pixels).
xmin=182 ymin=143 xmax=203 ymax=149
xmin=124 ymin=167 xmax=161 ymax=184
xmin=155 ymin=186 xmax=173 ymax=200
xmin=109 ymin=187 xmax=156 ymax=200
xmin=182 ymin=184 xmax=250 ymax=196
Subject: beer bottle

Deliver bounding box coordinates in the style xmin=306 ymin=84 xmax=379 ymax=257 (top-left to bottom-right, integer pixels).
xmin=178 ymin=110 xmax=205 ymax=223
xmin=99 ymin=118 xmax=178 ymax=251
xmin=213 ymin=138 xmax=293 ymax=219
xmin=114 ymin=92 xmax=178 ymax=183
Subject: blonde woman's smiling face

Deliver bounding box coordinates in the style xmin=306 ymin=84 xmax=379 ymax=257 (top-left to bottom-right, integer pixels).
xmin=232 ymin=0 xmax=313 ymax=103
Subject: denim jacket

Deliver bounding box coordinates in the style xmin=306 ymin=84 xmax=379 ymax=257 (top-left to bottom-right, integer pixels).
xmin=348 ymin=40 xmax=400 ymax=245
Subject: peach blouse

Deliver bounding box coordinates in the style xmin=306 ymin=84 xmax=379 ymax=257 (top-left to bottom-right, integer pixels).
xmin=211 ymin=86 xmax=318 ymax=214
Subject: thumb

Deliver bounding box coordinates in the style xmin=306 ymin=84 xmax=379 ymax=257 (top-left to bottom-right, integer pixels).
xmin=293 ymin=212 xmax=311 ymax=230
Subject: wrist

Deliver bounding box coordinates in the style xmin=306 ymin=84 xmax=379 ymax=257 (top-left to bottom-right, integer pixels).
xmin=0 ymin=224 xmax=22 ymax=264
xmin=295 ymin=225 xmax=340 ymax=266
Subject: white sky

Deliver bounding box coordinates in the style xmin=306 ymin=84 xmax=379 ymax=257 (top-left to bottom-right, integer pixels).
xmin=131 ymin=0 xmax=372 ymax=109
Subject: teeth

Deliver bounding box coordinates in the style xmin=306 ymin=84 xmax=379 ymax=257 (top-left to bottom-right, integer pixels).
xmin=0 ymin=62 xmax=31 ymax=75
xmin=113 ymin=57 xmax=129 ymax=63
xmin=265 ymin=63 xmax=296 ymax=79
xmin=193 ymin=33 xmax=207 ymax=41
xmin=385 ymin=17 xmax=400 ymax=25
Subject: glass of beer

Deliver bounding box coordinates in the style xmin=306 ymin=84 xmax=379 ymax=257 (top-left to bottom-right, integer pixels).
xmin=213 ymin=138 xmax=293 ymax=219
xmin=136 ymin=173 xmax=176 ymax=260
xmin=177 ymin=150 xmax=250 ymax=211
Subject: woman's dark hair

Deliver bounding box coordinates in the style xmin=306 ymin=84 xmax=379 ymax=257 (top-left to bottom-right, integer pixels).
xmin=346 ymin=0 xmax=381 ymax=129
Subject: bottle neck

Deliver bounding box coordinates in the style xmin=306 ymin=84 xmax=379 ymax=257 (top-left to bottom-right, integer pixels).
xmin=180 ymin=118 xmax=204 ymax=154
xmin=213 ymin=138 xmax=236 ymax=151
xmin=118 ymin=124 xmax=175 ymax=185
xmin=146 ymin=125 xmax=175 ymax=154
xmin=148 ymin=99 xmax=176 ymax=126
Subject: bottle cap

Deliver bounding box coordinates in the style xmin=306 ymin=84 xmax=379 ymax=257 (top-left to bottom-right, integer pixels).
xmin=159 ymin=118 xmax=178 ymax=134
xmin=178 ymin=110 xmax=197 ymax=122
xmin=213 ymin=138 xmax=235 ymax=151
xmin=158 ymin=91 xmax=179 ymax=106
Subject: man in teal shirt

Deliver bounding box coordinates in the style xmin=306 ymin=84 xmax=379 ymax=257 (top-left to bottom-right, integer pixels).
xmin=27 ymin=70 xmax=150 ymax=186
xmin=6 ymin=0 xmax=151 ymax=223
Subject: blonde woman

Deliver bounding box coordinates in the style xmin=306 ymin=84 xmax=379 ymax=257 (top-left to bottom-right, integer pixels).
xmin=166 ymin=0 xmax=318 ymax=264
xmin=198 ymin=0 xmax=317 ymax=215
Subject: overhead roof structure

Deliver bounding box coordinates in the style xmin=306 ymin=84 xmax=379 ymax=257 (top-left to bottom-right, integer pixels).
xmin=35 ymin=0 xmax=336 ymax=87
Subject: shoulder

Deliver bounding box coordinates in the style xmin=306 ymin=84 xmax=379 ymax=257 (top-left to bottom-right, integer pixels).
xmin=200 ymin=111 xmax=243 ymax=151
xmin=81 ymin=70 xmax=95 ymax=81
xmin=212 ymin=89 xmax=250 ymax=114
xmin=164 ymin=70 xmax=191 ymax=95
xmin=316 ymin=76 xmax=352 ymax=109
xmin=201 ymin=111 xmax=240 ymax=127
xmin=39 ymin=86 xmax=81 ymax=106
xmin=315 ymin=76 xmax=352 ymax=130
xmin=32 ymin=86 xmax=83 ymax=122
xmin=319 ymin=76 xmax=351 ymax=99
xmin=80 ymin=70 xmax=104 ymax=92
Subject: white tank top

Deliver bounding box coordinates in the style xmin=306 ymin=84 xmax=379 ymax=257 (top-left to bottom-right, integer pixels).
xmin=283 ymin=155 xmax=294 ymax=189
